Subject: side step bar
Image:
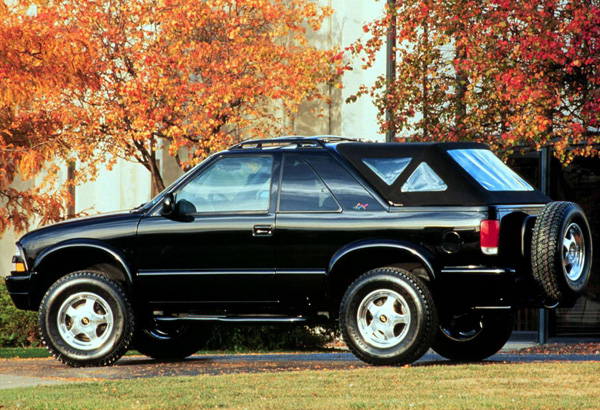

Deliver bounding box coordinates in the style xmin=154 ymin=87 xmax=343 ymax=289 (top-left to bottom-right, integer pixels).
xmin=155 ymin=315 xmax=308 ymax=324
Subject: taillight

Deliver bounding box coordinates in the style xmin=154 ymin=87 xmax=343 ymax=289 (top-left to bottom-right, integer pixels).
xmin=480 ymin=220 xmax=500 ymax=255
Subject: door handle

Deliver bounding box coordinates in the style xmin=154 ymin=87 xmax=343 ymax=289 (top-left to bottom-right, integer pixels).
xmin=253 ymin=225 xmax=273 ymax=237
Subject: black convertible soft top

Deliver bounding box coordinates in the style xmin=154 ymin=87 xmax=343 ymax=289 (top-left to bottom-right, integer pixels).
xmin=335 ymin=142 xmax=550 ymax=206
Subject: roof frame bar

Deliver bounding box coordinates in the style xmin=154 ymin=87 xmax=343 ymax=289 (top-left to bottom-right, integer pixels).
xmin=230 ymin=136 xmax=360 ymax=150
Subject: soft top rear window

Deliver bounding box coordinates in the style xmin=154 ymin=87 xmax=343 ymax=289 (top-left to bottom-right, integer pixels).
xmin=448 ymin=149 xmax=533 ymax=192
xmin=401 ymin=162 xmax=447 ymax=192
xmin=362 ymin=157 xmax=411 ymax=185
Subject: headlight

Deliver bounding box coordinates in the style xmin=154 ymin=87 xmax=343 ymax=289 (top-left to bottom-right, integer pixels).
xmin=12 ymin=245 xmax=26 ymax=273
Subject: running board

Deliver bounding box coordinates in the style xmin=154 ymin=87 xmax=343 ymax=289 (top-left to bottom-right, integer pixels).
xmin=471 ymin=306 xmax=512 ymax=310
xmin=155 ymin=315 xmax=308 ymax=324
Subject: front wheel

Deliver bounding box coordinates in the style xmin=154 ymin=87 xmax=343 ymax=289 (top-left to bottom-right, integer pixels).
xmin=339 ymin=267 xmax=437 ymax=366
xmin=432 ymin=310 xmax=514 ymax=361
xmin=38 ymin=272 xmax=134 ymax=367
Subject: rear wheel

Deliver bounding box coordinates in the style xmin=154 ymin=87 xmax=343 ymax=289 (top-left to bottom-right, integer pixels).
xmin=339 ymin=267 xmax=437 ymax=366
xmin=432 ymin=310 xmax=514 ymax=361
xmin=531 ymin=201 xmax=592 ymax=302
xmin=133 ymin=319 xmax=209 ymax=360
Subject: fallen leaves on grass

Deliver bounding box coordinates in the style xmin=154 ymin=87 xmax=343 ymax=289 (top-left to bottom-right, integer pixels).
xmin=517 ymin=343 xmax=600 ymax=355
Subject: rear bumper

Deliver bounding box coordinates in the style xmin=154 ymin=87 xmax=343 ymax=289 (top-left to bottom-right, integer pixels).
xmin=436 ymin=266 xmax=517 ymax=308
xmin=4 ymin=274 xmax=32 ymax=310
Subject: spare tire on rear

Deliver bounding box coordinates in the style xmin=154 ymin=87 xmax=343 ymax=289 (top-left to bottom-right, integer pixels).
xmin=531 ymin=201 xmax=592 ymax=303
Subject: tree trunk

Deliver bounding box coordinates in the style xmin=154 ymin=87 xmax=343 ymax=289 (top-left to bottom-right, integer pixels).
xmin=454 ymin=31 xmax=467 ymax=133
xmin=422 ymin=17 xmax=429 ymax=140
xmin=150 ymin=166 xmax=166 ymax=194
xmin=148 ymin=140 xmax=166 ymax=194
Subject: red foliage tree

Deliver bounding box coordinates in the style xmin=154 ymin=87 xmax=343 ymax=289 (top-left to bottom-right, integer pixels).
xmin=351 ymin=0 xmax=600 ymax=161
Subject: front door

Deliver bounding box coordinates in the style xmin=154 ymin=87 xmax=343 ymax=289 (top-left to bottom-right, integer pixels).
xmin=136 ymin=153 xmax=279 ymax=312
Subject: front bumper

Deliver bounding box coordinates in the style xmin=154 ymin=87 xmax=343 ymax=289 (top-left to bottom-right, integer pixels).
xmin=4 ymin=273 xmax=32 ymax=310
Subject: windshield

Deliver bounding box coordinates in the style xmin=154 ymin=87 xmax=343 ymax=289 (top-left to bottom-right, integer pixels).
xmin=448 ymin=149 xmax=534 ymax=191
xmin=133 ymin=161 xmax=205 ymax=212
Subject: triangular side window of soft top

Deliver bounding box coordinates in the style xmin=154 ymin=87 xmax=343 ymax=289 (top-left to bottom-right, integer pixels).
xmin=362 ymin=157 xmax=412 ymax=185
xmin=401 ymin=162 xmax=447 ymax=192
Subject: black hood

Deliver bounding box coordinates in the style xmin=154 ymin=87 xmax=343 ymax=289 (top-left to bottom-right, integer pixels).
xmin=19 ymin=211 xmax=143 ymax=269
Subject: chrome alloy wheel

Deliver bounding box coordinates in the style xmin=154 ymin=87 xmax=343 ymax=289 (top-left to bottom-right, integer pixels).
xmin=357 ymin=289 xmax=410 ymax=349
xmin=143 ymin=321 xmax=188 ymax=341
xmin=562 ymin=222 xmax=585 ymax=282
xmin=440 ymin=314 xmax=483 ymax=342
xmin=57 ymin=292 xmax=114 ymax=351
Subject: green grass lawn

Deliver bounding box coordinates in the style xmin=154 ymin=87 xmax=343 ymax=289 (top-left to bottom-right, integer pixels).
xmin=0 ymin=347 xmax=49 ymax=359
xmin=0 ymin=362 xmax=598 ymax=409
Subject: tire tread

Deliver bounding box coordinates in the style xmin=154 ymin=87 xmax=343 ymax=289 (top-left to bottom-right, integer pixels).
xmin=531 ymin=201 xmax=590 ymax=302
xmin=339 ymin=267 xmax=437 ymax=366
xmin=38 ymin=271 xmax=134 ymax=367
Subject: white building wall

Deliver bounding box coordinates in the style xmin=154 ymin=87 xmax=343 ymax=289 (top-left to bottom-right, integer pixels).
xmin=295 ymin=0 xmax=386 ymax=142
xmin=0 ymin=231 xmax=18 ymax=278
xmin=336 ymin=0 xmax=386 ymax=142
xmin=75 ymin=159 xmax=152 ymax=214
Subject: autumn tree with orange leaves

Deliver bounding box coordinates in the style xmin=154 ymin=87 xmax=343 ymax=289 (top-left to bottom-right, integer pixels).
xmin=351 ymin=0 xmax=600 ymax=161
xmin=55 ymin=0 xmax=344 ymax=193
xmin=0 ymin=0 xmax=344 ymax=234
xmin=0 ymin=2 xmax=96 ymax=234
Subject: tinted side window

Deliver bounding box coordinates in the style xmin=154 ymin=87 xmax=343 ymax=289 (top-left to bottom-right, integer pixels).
xmin=303 ymin=152 xmax=382 ymax=212
xmin=279 ymin=155 xmax=340 ymax=212
xmin=177 ymin=156 xmax=273 ymax=213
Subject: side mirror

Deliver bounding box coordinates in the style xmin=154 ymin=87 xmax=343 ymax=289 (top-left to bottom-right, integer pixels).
xmin=161 ymin=193 xmax=176 ymax=217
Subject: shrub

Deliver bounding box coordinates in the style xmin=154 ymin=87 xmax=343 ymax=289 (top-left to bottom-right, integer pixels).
xmin=0 ymin=279 xmax=39 ymax=347
xmin=204 ymin=324 xmax=339 ymax=352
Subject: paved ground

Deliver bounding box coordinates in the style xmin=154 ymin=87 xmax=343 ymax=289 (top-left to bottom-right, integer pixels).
xmin=1 ymin=339 xmax=598 ymax=390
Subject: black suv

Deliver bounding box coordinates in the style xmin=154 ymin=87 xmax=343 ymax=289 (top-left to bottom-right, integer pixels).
xmin=6 ymin=137 xmax=593 ymax=367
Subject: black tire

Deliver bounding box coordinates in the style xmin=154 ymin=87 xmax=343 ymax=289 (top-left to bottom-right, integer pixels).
xmin=339 ymin=267 xmax=437 ymax=366
xmin=432 ymin=310 xmax=514 ymax=361
xmin=531 ymin=201 xmax=592 ymax=302
xmin=133 ymin=320 xmax=209 ymax=360
xmin=38 ymin=272 xmax=134 ymax=367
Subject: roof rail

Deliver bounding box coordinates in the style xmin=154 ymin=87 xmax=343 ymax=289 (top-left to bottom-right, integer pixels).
xmin=230 ymin=136 xmax=360 ymax=150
